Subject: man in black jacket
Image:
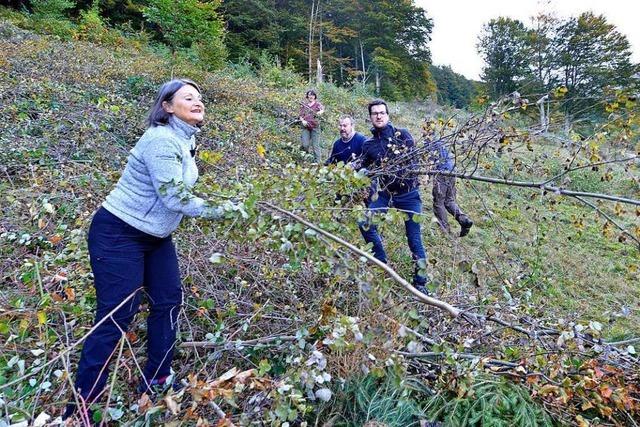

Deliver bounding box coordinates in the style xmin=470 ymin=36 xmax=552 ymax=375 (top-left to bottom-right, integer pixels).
xmin=358 ymin=99 xmax=428 ymax=293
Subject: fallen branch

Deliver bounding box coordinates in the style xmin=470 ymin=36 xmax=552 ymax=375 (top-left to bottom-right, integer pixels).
xmin=572 ymin=195 xmax=640 ymax=249
xmin=410 ymin=170 xmax=640 ymax=206
xmin=181 ymin=335 xmax=297 ymax=349
xmin=257 ymin=201 xmax=464 ymax=318
xmin=255 ymin=201 xmax=640 ymax=371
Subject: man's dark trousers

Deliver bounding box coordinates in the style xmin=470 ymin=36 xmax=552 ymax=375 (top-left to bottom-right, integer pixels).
xmin=75 ymin=207 xmax=182 ymax=403
xmin=358 ymin=189 xmax=427 ymax=286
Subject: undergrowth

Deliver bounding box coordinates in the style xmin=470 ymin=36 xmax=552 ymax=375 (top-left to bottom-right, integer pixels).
xmin=0 ymin=12 xmax=639 ymax=426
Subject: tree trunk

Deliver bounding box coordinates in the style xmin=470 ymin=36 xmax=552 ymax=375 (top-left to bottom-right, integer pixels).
xmin=375 ymin=71 xmax=380 ymax=95
xmin=308 ymin=0 xmax=316 ymax=83
xmin=316 ymin=58 xmax=323 ymax=84
xmin=359 ymin=39 xmax=366 ymax=87
xmin=317 ymin=4 xmax=323 ymax=84
xmin=536 ymin=95 xmax=549 ymax=133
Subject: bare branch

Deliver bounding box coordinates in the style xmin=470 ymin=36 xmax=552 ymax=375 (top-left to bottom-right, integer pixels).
xmin=0 ymin=288 xmax=142 ymax=392
xmin=572 ymin=195 xmax=640 ymax=249
xmin=413 ymin=170 xmax=640 ymax=206
xmin=257 ymin=201 xmax=464 ymax=318
xmin=181 ymin=335 xmax=297 ymax=349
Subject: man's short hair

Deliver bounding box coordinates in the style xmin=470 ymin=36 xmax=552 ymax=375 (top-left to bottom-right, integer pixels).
xmin=368 ymin=99 xmax=388 ymax=116
xmin=339 ymin=115 xmax=354 ymax=125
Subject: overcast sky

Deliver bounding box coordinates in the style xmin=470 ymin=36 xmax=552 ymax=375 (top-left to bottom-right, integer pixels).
xmin=417 ymin=0 xmax=640 ymax=81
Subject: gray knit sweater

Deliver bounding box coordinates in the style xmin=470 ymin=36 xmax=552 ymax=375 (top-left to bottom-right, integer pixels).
xmin=103 ymin=116 xmax=206 ymax=238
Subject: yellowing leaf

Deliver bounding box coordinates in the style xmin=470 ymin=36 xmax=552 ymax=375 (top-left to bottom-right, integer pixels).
xmin=199 ymin=150 xmax=223 ymax=164
xmin=256 ymin=143 xmax=266 ymax=158
xmin=538 ymin=384 xmax=560 ymax=396
xmin=137 ymin=393 xmax=152 ymax=414
xmin=604 ymin=102 xmax=618 ymax=113
xmin=576 ymin=415 xmax=590 ymax=427
xmin=37 ymin=311 xmax=47 ymax=325
xmin=581 ymin=401 xmax=594 ymax=411
xmin=48 ymin=234 xmax=62 ymax=245
xmin=599 ymin=385 xmax=613 ymax=399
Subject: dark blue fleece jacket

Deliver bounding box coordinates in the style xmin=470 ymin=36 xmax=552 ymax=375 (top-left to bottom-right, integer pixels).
xmin=325 ymin=132 xmax=366 ymax=165
xmin=360 ymin=123 xmax=419 ymax=194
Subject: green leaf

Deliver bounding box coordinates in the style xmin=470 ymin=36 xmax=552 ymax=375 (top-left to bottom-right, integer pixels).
xmin=258 ymin=359 xmax=271 ymax=375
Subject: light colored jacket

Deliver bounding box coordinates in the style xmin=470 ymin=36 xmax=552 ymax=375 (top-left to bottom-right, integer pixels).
xmin=103 ymin=115 xmax=206 ymax=238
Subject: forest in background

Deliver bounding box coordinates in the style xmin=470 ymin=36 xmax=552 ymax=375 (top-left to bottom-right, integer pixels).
xmin=5 ymin=0 xmax=479 ymax=105
xmin=1 ymin=1 xmax=639 ymax=426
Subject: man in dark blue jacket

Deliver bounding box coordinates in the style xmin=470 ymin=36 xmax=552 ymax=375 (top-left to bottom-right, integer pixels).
xmin=426 ymin=140 xmax=473 ymax=236
xmin=325 ymin=115 xmax=366 ymax=165
xmin=358 ymin=99 xmax=429 ymax=293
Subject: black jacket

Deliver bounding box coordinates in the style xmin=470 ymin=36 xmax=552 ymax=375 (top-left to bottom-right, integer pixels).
xmin=360 ymin=123 xmax=419 ymax=194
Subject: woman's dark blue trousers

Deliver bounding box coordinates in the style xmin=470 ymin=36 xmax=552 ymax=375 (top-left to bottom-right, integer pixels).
xmin=74 ymin=207 xmax=182 ymax=403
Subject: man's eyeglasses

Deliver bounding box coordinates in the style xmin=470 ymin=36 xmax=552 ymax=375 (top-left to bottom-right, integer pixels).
xmin=370 ymin=111 xmax=387 ymax=117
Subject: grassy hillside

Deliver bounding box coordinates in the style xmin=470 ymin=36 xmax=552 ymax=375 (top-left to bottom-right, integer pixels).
xmin=1 ymin=12 xmax=639 ymax=426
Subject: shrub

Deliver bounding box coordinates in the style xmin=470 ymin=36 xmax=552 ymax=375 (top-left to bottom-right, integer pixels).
xmin=76 ymin=5 xmax=123 ymax=45
xmin=31 ymin=0 xmax=75 ymax=20
xmin=258 ymin=52 xmax=303 ymax=89
xmin=29 ymin=16 xmax=75 ymax=39
xmin=326 ymin=373 xmax=429 ymax=426
xmin=143 ymin=0 xmax=225 ymax=62
xmin=18 ymin=0 xmax=77 ymax=39
xmin=424 ymin=375 xmax=554 ymax=426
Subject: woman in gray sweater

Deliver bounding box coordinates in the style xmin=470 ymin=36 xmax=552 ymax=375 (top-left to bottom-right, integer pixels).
xmin=66 ymin=79 xmax=228 ymax=419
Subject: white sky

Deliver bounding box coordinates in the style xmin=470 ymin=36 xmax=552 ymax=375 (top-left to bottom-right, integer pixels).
xmin=417 ymin=0 xmax=640 ymax=80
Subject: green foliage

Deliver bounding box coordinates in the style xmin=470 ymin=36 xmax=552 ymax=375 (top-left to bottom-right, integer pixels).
xmin=430 ymin=65 xmax=477 ymax=108
xmin=425 ymin=375 xmax=554 ymax=427
xmin=4 ymin=0 xmax=439 ymax=100
xmin=143 ymin=0 xmax=226 ymax=68
xmin=24 ymin=0 xmax=77 ymax=39
xmin=220 ymin=0 xmax=436 ymax=101
xmin=553 ymin=12 xmax=639 ymax=118
xmin=329 ymin=373 xmax=428 ymax=426
xmin=82 ymin=0 xmax=147 ymax=30
xmin=257 ymin=52 xmax=303 ymax=89
xmin=372 ymin=47 xmax=437 ymax=100
xmin=220 ymin=0 xmax=282 ymax=63
xmin=477 ymin=17 xmax=531 ymax=98
xmin=479 ymin=11 xmax=639 ymax=121
xmin=31 ymin=0 xmax=75 ymax=20
xmin=76 ymin=3 xmax=123 ymax=45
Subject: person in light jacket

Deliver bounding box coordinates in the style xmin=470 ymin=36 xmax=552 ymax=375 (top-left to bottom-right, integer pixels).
xmin=65 ymin=78 xmax=237 ymax=420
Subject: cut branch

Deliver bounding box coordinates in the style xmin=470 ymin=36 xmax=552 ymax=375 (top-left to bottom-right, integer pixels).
xmin=181 ymin=335 xmax=297 ymax=349
xmin=572 ymin=195 xmax=640 ymax=248
xmin=412 ymin=170 xmax=640 ymax=206
xmin=257 ymin=201 xmax=464 ymax=318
